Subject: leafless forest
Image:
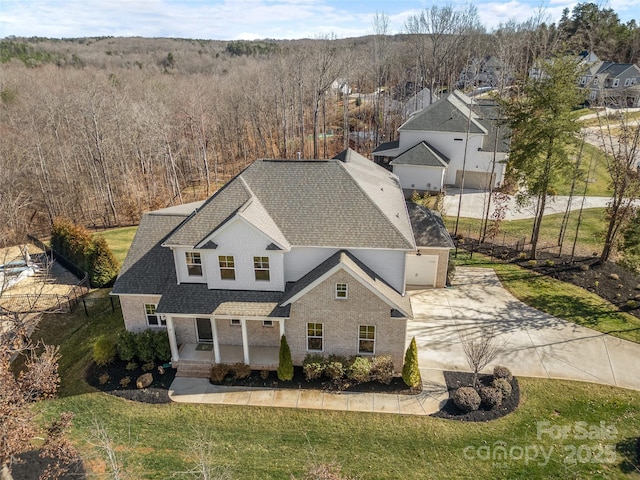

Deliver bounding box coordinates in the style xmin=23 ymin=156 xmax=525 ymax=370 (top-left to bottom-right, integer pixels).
xmin=1 ymin=5 xmax=638 ymax=243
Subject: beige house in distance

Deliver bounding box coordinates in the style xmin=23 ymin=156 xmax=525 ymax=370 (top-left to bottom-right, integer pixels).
xmin=111 ymin=149 xmax=453 ymax=376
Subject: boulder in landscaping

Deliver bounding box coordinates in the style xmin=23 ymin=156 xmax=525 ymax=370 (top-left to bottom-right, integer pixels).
xmin=136 ymin=373 xmax=153 ymax=389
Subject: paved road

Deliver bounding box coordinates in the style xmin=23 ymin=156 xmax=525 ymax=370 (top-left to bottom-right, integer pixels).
xmin=408 ymin=267 xmax=640 ymax=391
xmin=442 ymin=190 xmax=612 ymax=220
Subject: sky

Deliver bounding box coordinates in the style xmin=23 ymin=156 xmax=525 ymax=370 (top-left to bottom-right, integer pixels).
xmin=1 ymin=0 xmax=638 ymax=41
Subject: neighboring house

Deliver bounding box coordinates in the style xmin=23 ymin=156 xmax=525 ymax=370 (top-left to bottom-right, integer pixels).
xmin=403 ymin=88 xmax=434 ymax=117
xmin=372 ymin=90 xmax=508 ymax=195
xmin=458 ymin=56 xmax=512 ymax=89
xmin=112 ymin=149 xmax=453 ymax=375
xmin=531 ymin=52 xmax=640 ymax=107
xmin=582 ymin=62 xmax=640 ymax=107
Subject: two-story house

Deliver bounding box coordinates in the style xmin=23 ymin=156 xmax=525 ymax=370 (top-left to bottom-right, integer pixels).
xmin=111 ymin=149 xmax=453 ymax=375
xmin=372 ymin=90 xmax=508 ymax=195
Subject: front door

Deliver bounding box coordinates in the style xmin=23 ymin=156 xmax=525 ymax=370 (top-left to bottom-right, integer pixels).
xmin=196 ymin=318 xmax=213 ymax=343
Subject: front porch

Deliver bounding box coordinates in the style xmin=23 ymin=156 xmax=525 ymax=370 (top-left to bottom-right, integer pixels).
xmin=174 ymin=343 xmax=279 ymax=377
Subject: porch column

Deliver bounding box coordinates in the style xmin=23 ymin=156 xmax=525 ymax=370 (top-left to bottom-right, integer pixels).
xmin=240 ymin=318 xmax=250 ymax=364
xmin=210 ymin=317 xmax=220 ymax=364
xmin=165 ymin=316 xmax=180 ymax=363
xmin=279 ymin=319 xmax=285 ymax=338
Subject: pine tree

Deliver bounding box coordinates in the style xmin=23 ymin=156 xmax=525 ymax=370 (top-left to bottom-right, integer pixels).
xmin=501 ymin=55 xmax=587 ymax=259
xmin=277 ymin=335 xmax=293 ymax=381
xmin=402 ymin=337 xmax=421 ymax=388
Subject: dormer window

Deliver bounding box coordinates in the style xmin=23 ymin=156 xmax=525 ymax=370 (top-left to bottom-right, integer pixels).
xmin=624 ymin=78 xmax=630 ymax=87
xmin=613 ymin=79 xmax=620 ymax=87
xmin=185 ymin=252 xmax=202 ymax=276
xmin=336 ymin=283 xmax=348 ymax=299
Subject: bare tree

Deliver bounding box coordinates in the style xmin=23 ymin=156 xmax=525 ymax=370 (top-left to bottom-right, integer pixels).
xmin=595 ymin=108 xmax=640 ymax=262
xmin=459 ymin=328 xmax=506 ymax=388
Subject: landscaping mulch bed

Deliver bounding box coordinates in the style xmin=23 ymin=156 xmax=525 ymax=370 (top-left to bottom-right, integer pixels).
xmin=211 ymin=366 xmax=420 ymax=395
xmin=431 ymin=371 xmax=520 ymax=422
xmin=458 ymin=239 xmax=640 ymax=319
xmin=514 ymin=253 xmax=640 ymax=318
xmin=87 ymin=360 xmax=176 ymax=404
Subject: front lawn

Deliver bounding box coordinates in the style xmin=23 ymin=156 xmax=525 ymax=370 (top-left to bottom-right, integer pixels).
xmin=26 ymin=291 xmax=640 ymax=478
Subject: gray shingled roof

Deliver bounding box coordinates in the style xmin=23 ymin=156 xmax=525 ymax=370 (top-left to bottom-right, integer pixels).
xmin=372 ymin=140 xmax=399 ymax=154
xmin=281 ymin=250 xmax=412 ymax=318
xmin=390 ymin=141 xmax=449 ymax=167
xmin=474 ymin=100 xmax=510 ymax=153
xmin=156 ymin=285 xmax=290 ymax=317
xmin=400 ymin=91 xmax=486 ymax=134
xmin=406 ymin=203 xmax=454 ymax=249
xmin=111 ymin=212 xmax=188 ymax=295
xmin=166 ymin=155 xmax=414 ymax=250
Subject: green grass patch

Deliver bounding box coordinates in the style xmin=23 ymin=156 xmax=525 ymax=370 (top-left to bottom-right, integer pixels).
xmin=452 ymin=253 xmax=640 ymax=343
xmin=446 ymin=208 xmax=607 ymax=254
xmin=552 ymin=141 xmax=612 ymax=197
xmin=94 ymin=226 xmax=138 ymax=264
xmin=38 ymin=378 xmax=640 ymax=479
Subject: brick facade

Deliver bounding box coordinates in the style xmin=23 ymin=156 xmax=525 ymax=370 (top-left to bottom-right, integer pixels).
xmin=286 ymin=270 xmax=407 ymax=368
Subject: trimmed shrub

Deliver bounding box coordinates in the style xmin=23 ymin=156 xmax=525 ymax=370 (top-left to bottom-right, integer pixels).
xmin=402 ymin=337 xmax=422 ymax=388
xmin=347 ymin=356 xmax=371 ymax=383
xmin=119 ymin=376 xmax=131 ymax=388
xmin=142 ymin=361 xmax=155 ymax=372
xmin=260 ymin=369 xmax=270 ymax=380
xmin=135 ymin=330 xmax=155 ymax=362
xmin=493 ymin=365 xmax=513 ymax=382
xmin=153 ymin=330 xmax=172 ymax=363
xmin=371 ymin=355 xmax=394 ymax=385
xmin=98 ymin=373 xmax=110 ymax=385
xmin=324 ymin=361 xmax=345 ymax=381
xmin=231 ymin=363 xmax=251 ymax=380
xmin=303 ymin=354 xmax=326 ymax=381
xmin=117 ymin=330 xmax=137 ymax=362
xmin=210 ymin=364 xmax=230 ymax=383
xmin=479 ymin=386 xmax=503 ymax=409
xmin=87 ymin=235 xmax=119 ymax=288
xmin=277 ymin=335 xmax=293 ymax=381
xmin=493 ymin=378 xmax=513 ymax=398
xmin=125 ymin=361 xmax=138 ymax=371
xmin=93 ymin=336 xmax=116 ymax=366
xmin=453 ymin=386 xmax=481 ymax=412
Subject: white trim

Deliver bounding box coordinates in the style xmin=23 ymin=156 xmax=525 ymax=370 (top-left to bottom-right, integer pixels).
xmin=262 ymin=320 xmax=274 ymax=327
xmin=185 ymin=251 xmax=204 ymax=278
xmin=218 ymin=255 xmax=236 ymax=281
xmin=335 ymin=282 xmax=348 ymax=299
xmin=230 ymin=318 xmax=241 ymax=326
xmin=195 ymin=213 xmax=290 ymax=252
xmin=281 ymin=263 xmax=411 ymax=317
xmin=279 ymin=319 xmax=285 ymax=338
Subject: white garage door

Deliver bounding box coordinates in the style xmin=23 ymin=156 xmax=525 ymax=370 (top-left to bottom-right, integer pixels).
xmin=405 ymin=254 xmax=438 ymax=287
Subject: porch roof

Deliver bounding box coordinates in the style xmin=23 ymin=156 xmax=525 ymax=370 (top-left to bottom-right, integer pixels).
xmin=156 ymin=284 xmax=290 ymax=317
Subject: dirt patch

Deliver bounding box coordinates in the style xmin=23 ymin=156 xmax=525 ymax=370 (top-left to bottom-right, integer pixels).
xmin=431 ymin=371 xmax=520 ymax=422
xmin=211 ymin=366 xmax=420 ymax=395
xmin=11 ymin=449 xmax=85 ymax=480
xmin=86 ymin=360 xmax=176 ymax=404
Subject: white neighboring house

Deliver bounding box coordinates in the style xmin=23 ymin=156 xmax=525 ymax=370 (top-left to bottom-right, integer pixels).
xmin=373 ymin=90 xmax=508 ymax=195
xmin=111 ymin=149 xmax=453 ymax=376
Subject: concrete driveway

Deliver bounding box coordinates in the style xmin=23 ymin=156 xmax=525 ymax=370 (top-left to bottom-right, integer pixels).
xmin=408 ymin=267 xmax=640 ymax=391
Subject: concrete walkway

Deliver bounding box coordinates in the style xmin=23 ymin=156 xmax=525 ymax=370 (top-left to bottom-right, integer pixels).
xmin=408 ymin=267 xmax=640 ymax=391
xmin=169 ymin=368 xmax=448 ymax=415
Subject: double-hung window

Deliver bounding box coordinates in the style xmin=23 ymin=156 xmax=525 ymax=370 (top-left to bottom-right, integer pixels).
xmin=219 ymin=255 xmax=235 ymax=280
xmin=253 ymin=256 xmax=270 ymax=281
xmin=185 ymin=252 xmax=202 ymax=276
xmin=307 ymin=323 xmax=323 ymax=351
xmin=145 ymin=304 xmax=165 ymax=326
xmin=358 ymin=325 xmax=375 ymax=354
xmin=336 ymin=283 xmax=348 ymax=299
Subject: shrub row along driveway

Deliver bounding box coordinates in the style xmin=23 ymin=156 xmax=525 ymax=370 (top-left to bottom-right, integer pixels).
xmin=408 ymin=267 xmax=640 ymax=391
